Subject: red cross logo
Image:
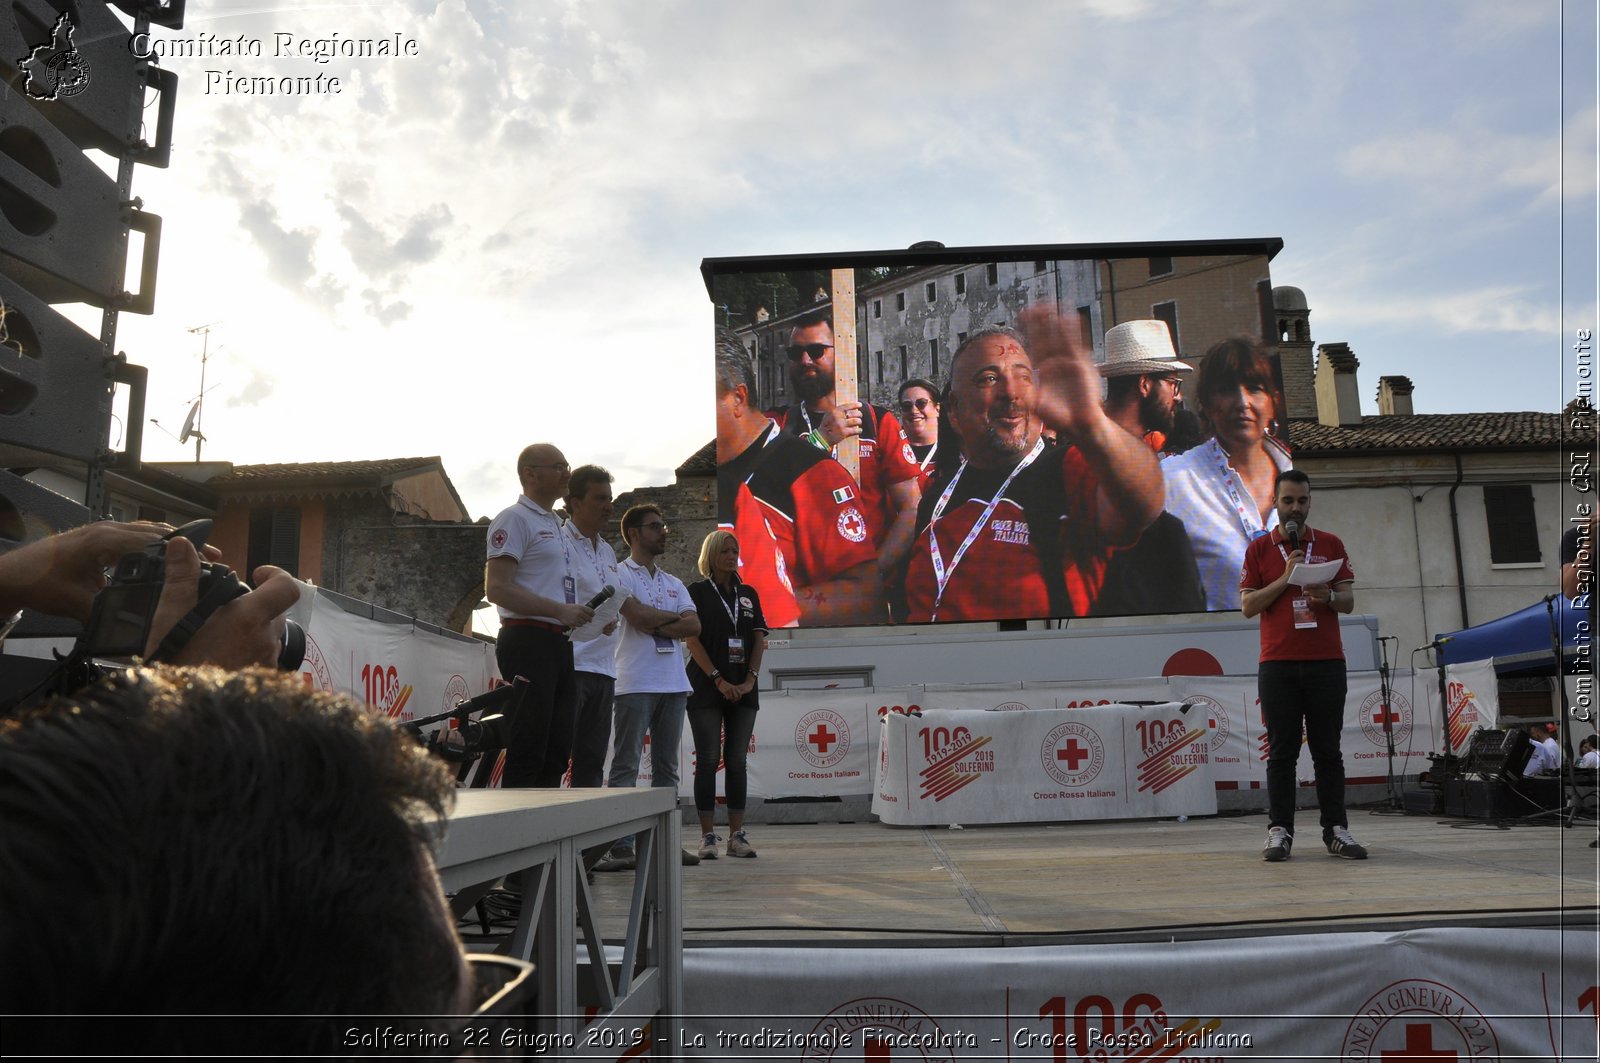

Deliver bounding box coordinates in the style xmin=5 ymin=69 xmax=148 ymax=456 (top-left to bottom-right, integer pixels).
xmin=1381 ymin=1023 xmax=1457 ymax=1060
xmin=1372 ymin=705 xmax=1400 ymax=727
xmin=808 ymin=723 xmax=837 ymax=754
xmin=1056 ymin=740 xmax=1090 ymax=770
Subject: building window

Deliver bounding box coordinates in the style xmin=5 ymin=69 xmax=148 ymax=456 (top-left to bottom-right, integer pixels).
xmin=859 ymin=350 xmax=869 ymax=387
xmin=877 ymin=350 xmax=885 ymax=385
xmin=1077 ymin=306 xmax=1093 ymax=348
xmin=1148 ymin=256 xmax=1173 ymax=277
xmin=954 ymin=273 xmax=966 ymax=296
xmin=929 ymin=338 xmax=940 ymax=377
xmin=247 ymin=507 xmax=301 ymax=578
xmin=957 ymin=331 xmax=968 ymax=347
xmin=1483 ymin=485 xmax=1542 ymax=564
xmin=1152 ymin=301 xmax=1179 ymax=354
xmin=899 ymin=345 xmax=908 ymax=380
xmin=985 ymin=263 xmax=998 ymax=285
xmin=873 ymin=299 xmax=882 ymax=319
xmin=925 ymin=282 xmax=936 ymax=304
xmin=1034 ymin=260 xmax=1047 ymax=275
xmin=896 ymin=292 xmax=906 ymax=312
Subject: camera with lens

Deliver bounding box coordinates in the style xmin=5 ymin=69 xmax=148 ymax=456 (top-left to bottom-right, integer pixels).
xmin=80 ymin=519 xmax=305 ymax=671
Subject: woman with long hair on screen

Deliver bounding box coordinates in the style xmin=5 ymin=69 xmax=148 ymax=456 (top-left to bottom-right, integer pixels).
xmin=683 ymin=530 xmax=767 ymax=859
xmin=1161 ymin=336 xmax=1293 ymax=612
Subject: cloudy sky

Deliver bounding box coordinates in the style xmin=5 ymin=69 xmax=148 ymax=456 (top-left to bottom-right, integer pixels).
xmin=98 ymin=0 xmax=1596 ymax=524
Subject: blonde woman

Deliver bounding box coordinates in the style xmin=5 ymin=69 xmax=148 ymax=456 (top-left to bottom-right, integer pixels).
xmin=684 ymin=531 xmax=767 ymax=859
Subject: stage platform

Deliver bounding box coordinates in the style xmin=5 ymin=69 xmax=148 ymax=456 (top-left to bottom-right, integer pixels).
xmin=584 ymin=805 xmax=1599 ymax=947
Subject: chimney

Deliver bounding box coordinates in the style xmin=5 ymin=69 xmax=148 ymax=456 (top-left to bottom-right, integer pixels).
xmin=1377 ymin=375 xmax=1415 ymax=416
xmin=1315 ymin=343 xmax=1362 ymax=427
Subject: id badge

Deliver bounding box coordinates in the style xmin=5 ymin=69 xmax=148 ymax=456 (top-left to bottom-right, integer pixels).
xmin=654 ymin=635 xmax=675 ymax=654
xmin=1292 ymin=596 xmax=1317 ymax=629
xmin=727 ymin=637 xmax=746 ymax=665
xmin=563 ymin=576 xmax=577 ymax=605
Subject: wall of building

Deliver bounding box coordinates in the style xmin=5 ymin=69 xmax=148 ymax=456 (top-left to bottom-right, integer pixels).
xmin=1099 ymin=254 xmax=1273 ymax=362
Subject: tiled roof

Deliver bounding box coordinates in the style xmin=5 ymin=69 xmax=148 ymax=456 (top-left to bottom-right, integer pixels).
xmin=677 ymin=440 xmax=716 ymax=476
xmin=1287 ymin=412 xmax=1576 ymax=455
xmin=208 ymin=457 xmax=444 ymax=485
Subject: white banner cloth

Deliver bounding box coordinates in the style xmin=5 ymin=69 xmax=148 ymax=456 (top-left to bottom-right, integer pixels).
xmin=873 ymin=703 xmax=1216 ymax=825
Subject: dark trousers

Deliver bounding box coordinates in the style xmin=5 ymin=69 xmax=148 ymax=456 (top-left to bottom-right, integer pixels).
xmin=1258 ymin=658 xmax=1348 ymax=838
xmin=567 ymin=671 xmax=616 ymax=788
xmin=687 ymin=702 xmax=758 ymax=814
xmin=494 ymin=626 xmax=576 ymax=788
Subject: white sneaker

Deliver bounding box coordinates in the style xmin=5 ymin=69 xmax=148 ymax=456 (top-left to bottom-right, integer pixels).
xmin=1262 ymin=825 xmax=1292 ymax=862
xmin=697 ymin=833 xmax=720 ymax=861
xmin=726 ymin=830 xmax=757 ymax=858
xmin=1325 ymin=825 xmax=1368 ymax=860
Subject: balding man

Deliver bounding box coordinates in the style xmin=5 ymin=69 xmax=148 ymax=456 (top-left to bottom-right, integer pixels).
xmin=904 ymin=309 xmax=1163 ymax=622
xmin=485 ymin=443 xmax=596 ymax=787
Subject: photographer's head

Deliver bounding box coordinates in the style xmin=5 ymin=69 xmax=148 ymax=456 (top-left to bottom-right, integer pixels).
xmin=0 ymin=666 xmax=468 ymax=1054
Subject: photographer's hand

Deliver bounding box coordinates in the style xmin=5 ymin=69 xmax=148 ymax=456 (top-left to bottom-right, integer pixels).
xmin=145 ymin=537 xmax=301 ymax=668
xmin=0 ymin=521 xmax=204 ymax=623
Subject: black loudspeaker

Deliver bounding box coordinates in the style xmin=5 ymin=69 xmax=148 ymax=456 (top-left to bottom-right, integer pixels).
xmin=1463 ymin=728 xmax=1533 ymax=780
xmin=0 ymin=274 xmax=114 ymax=465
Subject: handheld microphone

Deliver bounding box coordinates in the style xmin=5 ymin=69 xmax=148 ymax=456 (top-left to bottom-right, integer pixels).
xmin=564 ymin=585 xmax=615 ymax=632
xmin=1429 ymin=635 xmax=1454 ymax=649
xmin=1281 ymin=520 xmax=1300 ymax=552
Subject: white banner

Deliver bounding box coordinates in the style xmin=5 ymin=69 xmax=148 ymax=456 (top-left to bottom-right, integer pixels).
xmin=873 ymin=703 xmax=1216 ymax=825
xmin=297 ymin=588 xmax=496 ymax=725
xmin=665 ymin=928 xmax=1596 ymax=1061
xmin=727 ymin=669 xmax=1455 ymax=804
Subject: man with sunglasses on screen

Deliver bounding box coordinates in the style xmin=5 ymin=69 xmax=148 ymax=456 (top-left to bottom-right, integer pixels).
xmin=903 ymin=308 xmax=1163 ymax=623
xmin=716 ymin=329 xmax=882 ymax=627
xmin=773 ymin=310 xmax=924 ymax=598
xmin=0 ymin=665 xmax=534 ymax=1056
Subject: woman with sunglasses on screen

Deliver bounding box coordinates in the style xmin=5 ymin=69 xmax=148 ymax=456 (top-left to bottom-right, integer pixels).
xmin=1161 ymin=336 xmax=1293 ymax=613
xmin=896 ymin=377 xmax=942 ymax=493
xmin=684 ymin=530 xmax=767 ymax=860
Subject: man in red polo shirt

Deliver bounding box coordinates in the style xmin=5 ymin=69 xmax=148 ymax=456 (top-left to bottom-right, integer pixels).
xmin=1240 ymin=468 xmax=1366 ymax=862
xmin=715 ymin=329 xmax=881 ymax=628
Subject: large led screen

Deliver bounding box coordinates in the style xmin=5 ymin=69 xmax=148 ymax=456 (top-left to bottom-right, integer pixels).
xmin=704 ymin=240 xmax=1292 ymax=629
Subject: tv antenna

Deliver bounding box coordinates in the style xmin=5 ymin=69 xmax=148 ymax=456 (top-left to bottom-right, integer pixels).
xmin=183 ymin=322 xmax=220 ymax=461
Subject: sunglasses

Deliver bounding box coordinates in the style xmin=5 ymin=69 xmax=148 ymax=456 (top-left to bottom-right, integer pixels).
xmin=897 ymin=397 xmax=934 ymax=414
xmin=785 ymin=343 xmax=833 ymax=362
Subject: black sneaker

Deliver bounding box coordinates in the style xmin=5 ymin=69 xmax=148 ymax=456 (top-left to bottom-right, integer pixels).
xmin=1325 ymin=826 xmax=1368 ymax=860
xmin=593 ymin=849 xmax=637 ymax=873
xmin=1262 ymin=825 xmax=1292 ymax=862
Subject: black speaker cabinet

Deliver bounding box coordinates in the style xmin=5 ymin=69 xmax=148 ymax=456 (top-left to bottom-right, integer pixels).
xmin=1463 ymin=728 xmax=1533 ymax=780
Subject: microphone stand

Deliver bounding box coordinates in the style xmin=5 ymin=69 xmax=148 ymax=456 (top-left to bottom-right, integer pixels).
xmin=1377 ymin=637 xmax=1403 ymax=811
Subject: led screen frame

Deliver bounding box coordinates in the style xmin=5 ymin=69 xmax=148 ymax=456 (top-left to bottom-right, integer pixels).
xmin=703 ymin=239 xmax=1292 ymax=630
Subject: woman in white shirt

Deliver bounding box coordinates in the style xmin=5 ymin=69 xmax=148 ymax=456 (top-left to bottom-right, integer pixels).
xmin=1162 ymin=337 xmax=1293 ymax=611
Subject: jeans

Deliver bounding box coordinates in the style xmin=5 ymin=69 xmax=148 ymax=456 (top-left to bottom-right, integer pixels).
xmin=1258 ymin=658 xmax=1348 ymax=838
xmin=687 ymin=703 xmax=758 ymax=814
xmin=607 ymin=691 xmax=686 ymax=854
xmin=568 ymin=672 xmax=616 ymax=788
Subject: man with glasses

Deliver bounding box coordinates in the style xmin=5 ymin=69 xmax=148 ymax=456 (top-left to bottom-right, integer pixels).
xmin=593 ymin=504 xmax=703 ymax=871
xmin=1083 ymin=320 xmax=1206 ymax=614
xmin=0 ymin=665 xmax=530 ymax=1055
xmin=774 ymin=309 xmax=923 ymax=600
xmin=485 ymin=443 xmax=596 ymax=787
xmin=1099 ymin=320 xmax=1192 ymax=453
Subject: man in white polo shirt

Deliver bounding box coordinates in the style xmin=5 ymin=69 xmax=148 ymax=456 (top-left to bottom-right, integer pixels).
xmin=594 ymin=503 xmax=702 ymax=871
xmin=562 ymin=465 xmax=629 ymax=789
xmin=484 ymin=443 xmax=596 ymax=788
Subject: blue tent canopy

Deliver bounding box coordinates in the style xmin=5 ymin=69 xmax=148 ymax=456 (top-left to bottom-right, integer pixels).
xmin=1435 ymin=596 xmax=1590 ymax=676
